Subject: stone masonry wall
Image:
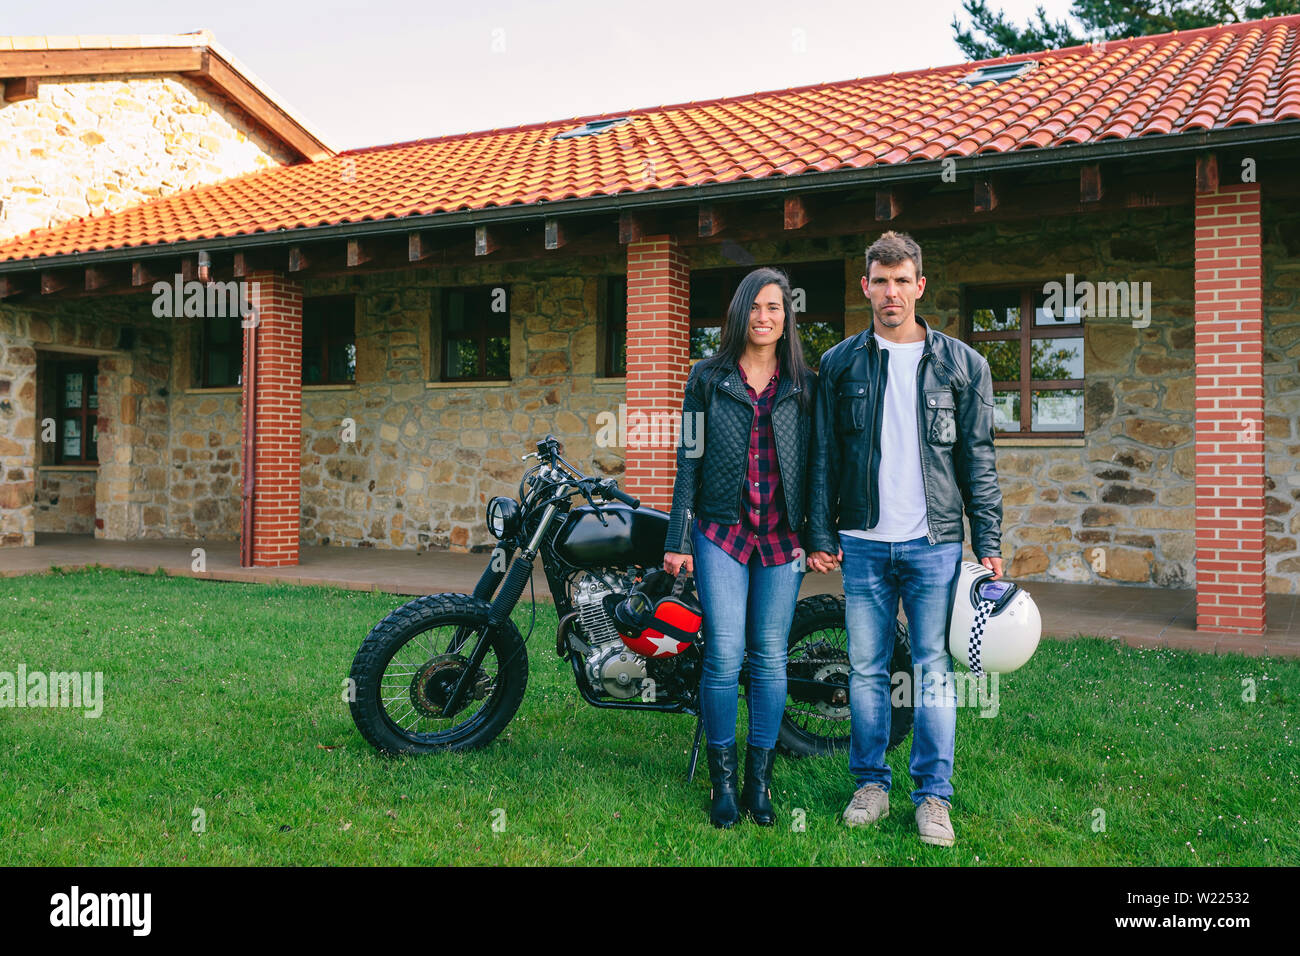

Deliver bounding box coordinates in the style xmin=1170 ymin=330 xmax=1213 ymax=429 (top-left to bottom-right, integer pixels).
xmin=0 ymin=73 xmax=295 ymax=243
xmin=34 ymin=469 xmax=95 ymax=533
xmin=1262 ymin=205 xmax=1300 ymax=593
xmin=298 ymin=257 xmax=627 ymax=552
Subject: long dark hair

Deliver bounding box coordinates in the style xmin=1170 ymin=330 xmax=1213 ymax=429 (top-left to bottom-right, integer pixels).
xmin=696 ymin=267 xmax=812 ymax=412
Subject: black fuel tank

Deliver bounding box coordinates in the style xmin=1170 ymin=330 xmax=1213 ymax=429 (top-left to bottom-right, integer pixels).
xmin=552 ymin=504 xmax=670 ymax=569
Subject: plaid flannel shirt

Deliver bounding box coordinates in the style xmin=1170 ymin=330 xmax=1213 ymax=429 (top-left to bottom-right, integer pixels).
xmin=698 ymin=364 xmax=803 ymax=567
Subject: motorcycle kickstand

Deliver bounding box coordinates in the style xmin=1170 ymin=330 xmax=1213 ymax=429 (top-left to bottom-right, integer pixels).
xmin=685 ymin=715 xmax=705 ymax=783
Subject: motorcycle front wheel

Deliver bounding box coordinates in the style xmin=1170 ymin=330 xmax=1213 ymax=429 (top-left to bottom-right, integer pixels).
xmin=775 ymin=594 xmax=914 ymax=758
xmin=348 ymin=593 xmax=528 ymax=755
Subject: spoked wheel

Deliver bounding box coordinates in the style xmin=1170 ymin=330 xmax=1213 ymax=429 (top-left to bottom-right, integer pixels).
xmin=777 ymin=594 xmax=914 ymax=757
xmin=348 ymin=593 xmax=528 ymax=755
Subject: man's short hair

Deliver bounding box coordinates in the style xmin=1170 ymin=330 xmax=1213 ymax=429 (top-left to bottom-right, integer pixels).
xmin=866 ymin=231 xmax=923 ymax=279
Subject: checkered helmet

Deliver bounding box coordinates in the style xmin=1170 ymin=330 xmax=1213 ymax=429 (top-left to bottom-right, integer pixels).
xmin=948 ymin=561 xmax=1041 ymax=675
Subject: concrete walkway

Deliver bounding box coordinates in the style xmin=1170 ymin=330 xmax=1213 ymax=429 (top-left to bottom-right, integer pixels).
xmin=2 ymin=533 xmax=1297 ymax=658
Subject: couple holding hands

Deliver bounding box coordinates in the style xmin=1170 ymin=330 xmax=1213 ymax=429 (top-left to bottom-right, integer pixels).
xmin=663 ymin=231 xmax=1004 ymax=846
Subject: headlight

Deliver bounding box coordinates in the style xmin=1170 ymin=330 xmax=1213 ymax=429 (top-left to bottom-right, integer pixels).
xmin=485 ymin=497 xmax=520 ymax=539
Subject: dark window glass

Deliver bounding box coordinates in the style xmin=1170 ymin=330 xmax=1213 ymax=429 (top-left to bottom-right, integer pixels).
xmin=441 ymin=287 xmax=510 ymax=381
xmin=688 ymin=262 xmax=844 ymax=369
xmin=201 ymin=315 xmax=242 ymax=388
xmin=56 ymin=360 xmax=98 ymax=465
xmin=302 ymin=296 xmax=356 ymax=385
xmin=603 ymin=276 xmax=627 ymax=377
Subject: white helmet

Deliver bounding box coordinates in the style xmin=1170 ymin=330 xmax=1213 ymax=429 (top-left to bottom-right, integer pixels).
xmin=948 ymin=561 xmax=1041 ymax=675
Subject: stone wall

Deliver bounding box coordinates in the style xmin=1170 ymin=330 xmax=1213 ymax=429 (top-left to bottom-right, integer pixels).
xmin=0 ymin=296 xmax=174 ymax=544
xmin=0 ymin=73 xmax=295 ymax=243
xmin=1263 ymin=206 xmax=1300 ymax=593
xmin=0 ymin=336 xmax=36 ymax=545
xmin=298 ymin=259 xmax=627 ymax=552
xmin=34 ymin=469 xmax=95 ymax=533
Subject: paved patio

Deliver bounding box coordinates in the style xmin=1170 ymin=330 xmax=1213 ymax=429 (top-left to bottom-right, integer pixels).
xmin=2 ymin=533 xmax=1297 ymax=657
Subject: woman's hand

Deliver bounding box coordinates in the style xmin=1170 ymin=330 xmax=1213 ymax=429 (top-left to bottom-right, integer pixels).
xmin=664 ymin=552 xmax=694 ymax=575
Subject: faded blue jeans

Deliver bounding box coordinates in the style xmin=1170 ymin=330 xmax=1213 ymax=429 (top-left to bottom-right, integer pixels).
xmin=840 ymin=533 xmax=961 ymax=806
xmin=692 ymin=523 xmax=804 ymax=750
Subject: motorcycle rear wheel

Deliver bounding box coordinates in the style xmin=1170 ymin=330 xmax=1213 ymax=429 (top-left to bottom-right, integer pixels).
xmin=348 ymin=593 xmax=528 ymax=755
xmin=775 ymin=594 xmax=914 ymax=758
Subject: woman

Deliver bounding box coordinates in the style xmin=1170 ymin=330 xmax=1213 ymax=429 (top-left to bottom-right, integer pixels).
xmin=663 ymin=267 xmax=815 ymax=828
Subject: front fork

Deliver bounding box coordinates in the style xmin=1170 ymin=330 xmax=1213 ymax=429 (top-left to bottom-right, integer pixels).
xmin=441 ymin=502 xmax=558 ymax=717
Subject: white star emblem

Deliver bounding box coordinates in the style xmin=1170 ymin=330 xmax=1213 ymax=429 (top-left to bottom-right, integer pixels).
xmin=646 ymin=634 xmax=682 ymax=657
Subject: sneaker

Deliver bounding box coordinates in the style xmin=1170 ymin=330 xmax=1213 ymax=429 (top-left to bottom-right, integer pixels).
xmin=915 ymin=796 xmax=956 ymax=847
xmin=842 ymin=784 xmax=889 ymax=827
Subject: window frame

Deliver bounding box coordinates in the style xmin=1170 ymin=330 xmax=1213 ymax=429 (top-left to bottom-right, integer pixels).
xmin=302 ymin=295 xmax=357 ymax=386
xmin=54 ymin=359 xmax=99 ymax=466
xmin=961 ymin=281 xmax=1086 ymax=439
xmin=198 ymin=314 xmax=243 ymax=389
xmin=599 ymin=275 xmax=627 ymax=377
xmin=437 ymin=285 xmax=511 ymax=383
xmin=688 ymin=261 xmax=845 ymax=368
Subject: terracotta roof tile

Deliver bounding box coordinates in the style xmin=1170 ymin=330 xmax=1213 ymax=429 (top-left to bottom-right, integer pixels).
xmin=4 ymin=15 xmax=1300 ymax=263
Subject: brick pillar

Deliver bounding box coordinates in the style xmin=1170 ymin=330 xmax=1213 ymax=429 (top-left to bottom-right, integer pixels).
xmin=624 ymin=236 xmax=690 ymax=510
xmin=1193 ymin=183 xmax=1265 ymax=634
xmin=241 ymin=272 xmax=302 ymax=567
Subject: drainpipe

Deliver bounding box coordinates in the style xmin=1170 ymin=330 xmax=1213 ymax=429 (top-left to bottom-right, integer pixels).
xmin=240 ymin=309 xmax=258 ymax=567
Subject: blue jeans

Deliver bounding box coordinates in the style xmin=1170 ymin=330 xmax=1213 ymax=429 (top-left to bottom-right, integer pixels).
xmin=840 ymin=533 xmax=961 ymax=806
xmin=692 ymin=524 xmax=804 ymax=750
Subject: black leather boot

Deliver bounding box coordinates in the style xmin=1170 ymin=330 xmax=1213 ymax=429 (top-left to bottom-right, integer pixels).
xmin=741 ymin=745 xmax=775 ymax=826
xmin=706 ymin=744 xmax=740 ymax=829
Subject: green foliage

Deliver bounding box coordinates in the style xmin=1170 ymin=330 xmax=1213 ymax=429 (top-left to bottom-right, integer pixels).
xmin=953 ymin=0 xmax=1300 ymax=60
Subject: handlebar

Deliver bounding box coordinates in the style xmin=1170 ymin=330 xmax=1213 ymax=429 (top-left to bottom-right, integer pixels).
xmin=520 ymin=436 xmax=640 ymax=511
xmin=598 ymin=479 xmax=640 ymax=510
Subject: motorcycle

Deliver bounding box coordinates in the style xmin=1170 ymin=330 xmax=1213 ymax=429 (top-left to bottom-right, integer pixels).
xmin=348 ymin=435 xmax=914 ymax=777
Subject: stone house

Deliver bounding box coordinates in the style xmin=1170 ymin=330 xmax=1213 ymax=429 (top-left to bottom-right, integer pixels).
xmin=0 ymin=31 xmax=330 ymax=539
xmin=2 ymin=18 xmax=1299 ymax=637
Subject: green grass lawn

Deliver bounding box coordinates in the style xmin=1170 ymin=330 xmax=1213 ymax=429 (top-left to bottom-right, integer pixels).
xmin=0 ymin=567 xmax=1296 ymax=866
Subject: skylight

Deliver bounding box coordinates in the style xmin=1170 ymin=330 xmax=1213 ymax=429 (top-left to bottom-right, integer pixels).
xmin=553 ymin=117 xmax=633 ymax=140
xmin=959 ymin=61 xmax=1034 ymax=85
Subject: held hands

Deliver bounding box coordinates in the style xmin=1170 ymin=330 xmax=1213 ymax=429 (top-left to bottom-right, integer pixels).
xmin=664 ymin=552 xmax=694 ymax=575
xmin=807 ymin=550 xmax=843 ymax=574
xmin=980 ymin=555 xmax=1004 ymax=580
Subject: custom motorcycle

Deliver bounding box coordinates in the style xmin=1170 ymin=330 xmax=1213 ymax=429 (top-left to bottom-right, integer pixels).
xmin=348 ymin=435 xmax=914 ymax=777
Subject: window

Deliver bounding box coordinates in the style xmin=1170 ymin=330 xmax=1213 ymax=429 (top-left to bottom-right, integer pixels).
xmin=199 ymin=315 xmax=242 ymax=388
xmin=302 ymin=296 xmax=356 ymax=385
xmin=599 ymin=275 xmax=627 ymax=377
xmin=439 ymin=286 xmax=510 ymax=381
xmin=55 ymin=360 xmax=98 ymax=465
xmin=959 ymin=61 xmax=1033 ymax=85
xmin=689 ymin=261 xmax=844 ymax=369
xmin=964 ymin=284 xmax=1085 ymax=437
xmin=553 ymin=117 xmax=632 ymax=140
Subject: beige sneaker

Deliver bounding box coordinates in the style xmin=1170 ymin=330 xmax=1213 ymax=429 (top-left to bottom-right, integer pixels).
xmin=842 ymin=784 xmax=890 ymax=827
xmin=916 ymin=796 xmax=956 ymax=847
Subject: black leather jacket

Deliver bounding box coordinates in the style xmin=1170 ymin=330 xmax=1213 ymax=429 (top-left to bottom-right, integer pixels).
xmin=665 ymin=360 xmax=814 ymax=555
xmin=807 ymin=315 xmax=1003 ymax=558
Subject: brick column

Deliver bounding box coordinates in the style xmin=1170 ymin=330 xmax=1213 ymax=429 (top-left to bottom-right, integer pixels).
xmin=624 ymin=236 xmax=690 ymax=510
xmin=241 ymin=272 xmax=302 ymax=567
xmin=1193 ymin=183 xmax=1265 ymax=634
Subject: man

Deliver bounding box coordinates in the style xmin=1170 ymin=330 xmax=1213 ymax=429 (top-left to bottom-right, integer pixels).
xmin=807 ymin=231 xmax=1003 ymax=848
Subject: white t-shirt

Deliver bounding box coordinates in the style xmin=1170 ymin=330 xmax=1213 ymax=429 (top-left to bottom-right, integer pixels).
xmin=841 ymin=336 xmax=929 ymax=542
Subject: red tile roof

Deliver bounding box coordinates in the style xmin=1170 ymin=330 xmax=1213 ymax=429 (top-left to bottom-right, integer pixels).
xmin=3 ymin=15 xmax=1299 ymax=264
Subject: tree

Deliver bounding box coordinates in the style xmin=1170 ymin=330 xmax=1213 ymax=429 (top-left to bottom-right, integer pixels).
xmin=952 ymin=0 xmax=1300 ymax=61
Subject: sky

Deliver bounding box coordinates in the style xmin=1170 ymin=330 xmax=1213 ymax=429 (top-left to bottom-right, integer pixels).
xmin=7 ymin=0 xmax=1084 ymax=152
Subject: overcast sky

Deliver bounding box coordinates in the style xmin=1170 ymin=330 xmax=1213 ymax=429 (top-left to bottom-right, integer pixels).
xmin=10 ymin=0 xmax=1083 ymax=151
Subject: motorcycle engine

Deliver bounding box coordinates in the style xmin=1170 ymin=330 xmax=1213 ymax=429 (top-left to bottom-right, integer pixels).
xmin=570 ymin=572 xmax=647 ymax=700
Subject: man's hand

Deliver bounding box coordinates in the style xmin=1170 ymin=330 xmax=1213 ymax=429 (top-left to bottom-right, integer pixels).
xmin=808 ymin=549 xmax=843 ymax=574
xmin=980 ymin=555 xmax=1004 ymax=580
xmin=664 ymin=552 xmax=694 ymax=575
